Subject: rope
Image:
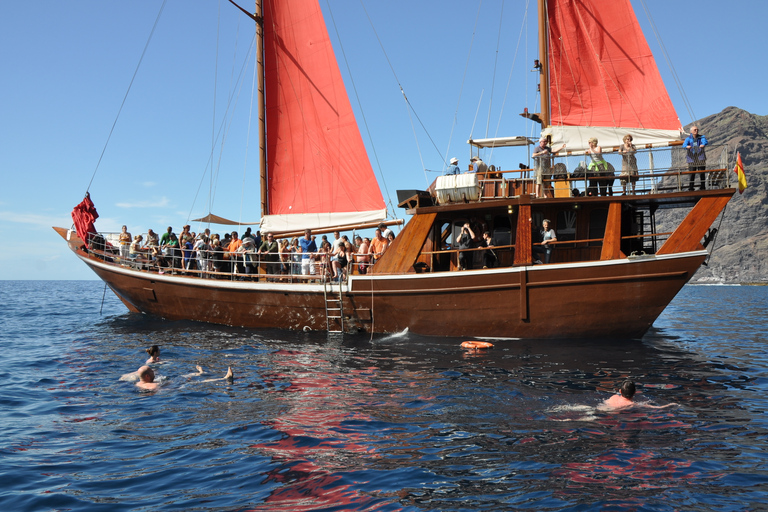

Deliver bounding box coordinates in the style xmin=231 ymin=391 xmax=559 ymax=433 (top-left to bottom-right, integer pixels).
xmin=326 ymin=1 xmax=397 ymax=220
xmin=86 ymin=0 xmax=168 ymax=193
xmin=358 ymin=0 xmax=444 ymax=184
xmin=704 ymin=203 xmax=727 ymax=266
xmin=485 ymin=0 xmax=504 ymax=139
xmin=638 ymin=0 xmax=695 ymax=124
xmin=442 ymin=2 xmax=483 ymax=170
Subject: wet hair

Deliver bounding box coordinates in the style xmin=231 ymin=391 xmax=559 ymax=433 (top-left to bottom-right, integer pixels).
xmin=138 ymin=366 xmax=155 ymax=382
xmin=146 ymin=345 xmax=160 ymax=358
xmin=620 ymin=380 xmax=636 ymax=399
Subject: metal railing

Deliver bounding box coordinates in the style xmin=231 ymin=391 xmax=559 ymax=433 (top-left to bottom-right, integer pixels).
xmin=82 ymin=233 xmax=376 ymax=283
xmin=469 ymin=143 xmax=732 ymax=201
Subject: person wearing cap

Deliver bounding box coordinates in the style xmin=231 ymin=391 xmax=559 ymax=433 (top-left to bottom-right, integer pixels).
xmin=446 ymin=157 xmax=460 ymax=175
xmin=532 ymin=136 xmax=552 ymax=198
xmin=470 ymin=156 xmax=488 ymax=175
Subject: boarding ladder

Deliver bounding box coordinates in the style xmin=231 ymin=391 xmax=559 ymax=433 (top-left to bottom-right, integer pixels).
xmin=323 ymin=279 xmax=344 ymax=333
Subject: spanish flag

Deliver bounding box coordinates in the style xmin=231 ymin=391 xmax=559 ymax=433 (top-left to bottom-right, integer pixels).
xmin=734 ymin=152 xmax=748 ymax=194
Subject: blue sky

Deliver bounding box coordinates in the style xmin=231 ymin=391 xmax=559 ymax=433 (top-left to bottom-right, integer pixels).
xmin=1 ymin=0 xmax=765 ymax=280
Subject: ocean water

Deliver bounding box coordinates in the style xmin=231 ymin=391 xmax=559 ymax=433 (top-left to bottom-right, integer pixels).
xmin=1 ymin=281 xmax=767 ymax=511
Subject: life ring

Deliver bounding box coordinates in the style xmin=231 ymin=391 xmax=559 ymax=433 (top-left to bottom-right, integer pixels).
xmin=460 ymin=341 xmax=494 ymax=350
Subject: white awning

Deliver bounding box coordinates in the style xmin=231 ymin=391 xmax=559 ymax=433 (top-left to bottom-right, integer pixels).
xmin=259 ymin=209 xmax=387 ymax=234
xmin=468 ymin=136 xmax=534 ymax=148
xmin=542 ymin=126 xmax=684 ymax=153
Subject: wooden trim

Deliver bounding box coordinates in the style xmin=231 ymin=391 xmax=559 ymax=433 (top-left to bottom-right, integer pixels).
xmin=600 ymin=202 xmax=622 ymax=260
xmin=370 ymin=213 xmax=436 ymax=274
xmin=514 ymin=204 xmax=532 ymax=265
xmin=657 ymin=195 xmax=732 ymax=255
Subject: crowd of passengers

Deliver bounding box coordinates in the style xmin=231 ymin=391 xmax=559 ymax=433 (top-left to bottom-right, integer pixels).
xmin=103 ymin=223 xmax=397 ymax=281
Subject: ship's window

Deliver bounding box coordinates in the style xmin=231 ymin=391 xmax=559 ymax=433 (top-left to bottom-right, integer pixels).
xmin=438 ymin=221 xmax=452 ymax=249
xmin=556 ymin=210 xmax=577 ymax=242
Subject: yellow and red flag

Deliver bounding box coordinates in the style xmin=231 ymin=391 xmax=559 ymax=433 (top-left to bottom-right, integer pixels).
xmin=734 ymin=152 xmax=748 ymax=194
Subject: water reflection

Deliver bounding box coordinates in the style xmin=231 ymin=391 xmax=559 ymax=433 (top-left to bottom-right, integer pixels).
xmin=4 ymin=282 xmax=768 ymax=510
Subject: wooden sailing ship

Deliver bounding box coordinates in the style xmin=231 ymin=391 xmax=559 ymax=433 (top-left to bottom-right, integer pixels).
xmin=54 ymin=0 xmax=734 ymax=339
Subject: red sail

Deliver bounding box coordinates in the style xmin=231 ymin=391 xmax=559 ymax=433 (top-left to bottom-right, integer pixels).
xmin=71 ymin=194 xmax=99 ymax=244
xmin=545 ymin=0 xmax=681 ymax=149
xmin=261 ymin=0 xmax=386 ymax=233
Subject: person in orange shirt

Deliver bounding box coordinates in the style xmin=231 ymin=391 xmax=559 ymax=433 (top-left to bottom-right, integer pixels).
xmin=368 ymin=229 xmax=388 ymax=264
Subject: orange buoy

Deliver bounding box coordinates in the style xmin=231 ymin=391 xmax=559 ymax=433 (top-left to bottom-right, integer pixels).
xmin=460 ymin=341 xmax=494 ymax=350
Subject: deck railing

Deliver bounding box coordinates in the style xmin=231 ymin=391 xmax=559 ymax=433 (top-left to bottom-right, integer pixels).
xmin=83 ymin=233 xmax=370 ymax=283
xmin=460 ymin=143 xmax=732 ymax=202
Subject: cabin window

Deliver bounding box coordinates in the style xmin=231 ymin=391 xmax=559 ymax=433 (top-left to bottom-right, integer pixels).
xmin=438 ymin=221 xmax=452 ymax=249
xmin=556 ymin=210 xmax=577 ymax=243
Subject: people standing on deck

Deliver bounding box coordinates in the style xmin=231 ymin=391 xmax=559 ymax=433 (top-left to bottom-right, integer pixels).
xmin=532 ymin=219 xmax=557 ymax=264
xmin=377 ymin=223 xmax=393 ymax=240
xmin=369 ymin=229 xmax=388 ymax=264
xmin=300 ymin=229 xmax=317 ymax=276
xmin=446 ymin=157 xmax=461 ymax=175
xmin=457 ymin=222 xmax=476 ymax=270
xmin=118 ymin=225 xmax=132 ymax=260
xmin=480 ymin=231 xmax=497 ymax=268
xmin=259 ymin=232 xmax=280 ymax=276
xmin=684 ymin=125 xmax=708 ymax=191
xmin=586 ymin=137 xmax=612 ymax=196
xmin=532 ymin=136 xmax=552 ymax=198
xmin=129 ymin=235 xmax=144 ymax=259
xmin=619 ymin=134 xmax=639 ymax=195
xmin=470 ymin=156 xmax=488 ymax=176
xmin=357 ymin=237 xmax=371 ymax=274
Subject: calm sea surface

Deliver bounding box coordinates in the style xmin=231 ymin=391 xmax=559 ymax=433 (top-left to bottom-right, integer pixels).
xmin=1 ymin=281 xmax=767 ymax=511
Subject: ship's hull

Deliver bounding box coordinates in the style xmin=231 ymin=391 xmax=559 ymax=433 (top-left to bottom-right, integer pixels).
xmin=68 ymin=235 xmax=702 ymax=339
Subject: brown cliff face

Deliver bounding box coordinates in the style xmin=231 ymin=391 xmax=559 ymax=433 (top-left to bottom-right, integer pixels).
xmin=656 ymin=107 xmax=768 ymax=283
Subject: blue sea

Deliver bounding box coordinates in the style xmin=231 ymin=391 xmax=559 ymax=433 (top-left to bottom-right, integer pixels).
xmin=1 ymin=281 xmax=767 ymax=511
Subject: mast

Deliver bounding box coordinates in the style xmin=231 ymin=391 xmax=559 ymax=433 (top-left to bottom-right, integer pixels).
xmin=256 ymin=0 xmax=267 ymax=218
xmin=538 ymin=0 xmax=550 ymax=128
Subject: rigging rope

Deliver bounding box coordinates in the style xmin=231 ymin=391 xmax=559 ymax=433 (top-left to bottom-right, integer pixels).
xmin=358 ymin=0 xmax=444 ymax=185
xmin=484 ymin=0 xmax=504 ymax=139
xmin=443 ymin=1 xmax=483 ymax=169
xmin=85 ymin=0 xmax=168 ymax=193
xmin=326 ymin=1 xmax=398 ymax=221
xmin=638 ymin=0 xmax=695 ymax=124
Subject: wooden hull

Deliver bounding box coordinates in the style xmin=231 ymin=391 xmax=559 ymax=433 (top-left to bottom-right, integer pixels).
xmin=64 ymin=233 xmax=701 ymax=339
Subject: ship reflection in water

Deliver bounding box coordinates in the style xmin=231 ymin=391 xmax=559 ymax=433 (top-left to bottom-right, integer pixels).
xmin=2 ymin=282 xmax=767 ymax=511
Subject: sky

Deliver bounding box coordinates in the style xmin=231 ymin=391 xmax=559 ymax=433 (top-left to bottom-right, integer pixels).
xmin=1 ymin=0 xmax=766 ymax=280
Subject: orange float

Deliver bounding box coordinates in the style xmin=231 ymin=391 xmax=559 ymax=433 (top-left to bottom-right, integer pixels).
xmin=460 ymin=341 xmax=494 ymax=350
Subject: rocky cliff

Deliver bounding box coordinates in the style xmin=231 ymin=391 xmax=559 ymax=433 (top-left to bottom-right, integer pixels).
xmin=656 ymin=107 xmax=768 ymax=283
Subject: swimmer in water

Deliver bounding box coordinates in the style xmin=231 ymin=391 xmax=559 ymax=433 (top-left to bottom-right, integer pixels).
xmin=600 ymin=380 xmax=678 ymax=411
xmin=136 ymin=365 xmax=159 ymax=391
xmin=182 ymin=365 xmax=234 ymax=382
xmin=602 ymin=380 xmax=636 ymax=409
xmin=146 ymin=345 xmax=160 ymax=364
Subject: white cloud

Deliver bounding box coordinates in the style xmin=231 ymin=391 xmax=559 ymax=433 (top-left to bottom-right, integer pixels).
xmin=115 ymin=197 xmax=171 ymax=209
xmin=0 ymin=210 xmax=71 ymax=228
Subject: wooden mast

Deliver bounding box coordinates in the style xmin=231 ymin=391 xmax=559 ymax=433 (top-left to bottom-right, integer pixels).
xmin=538 ymin=0 xmax=550 ymax=128
xmin=255 ymin=0 xmax=268 ymax=218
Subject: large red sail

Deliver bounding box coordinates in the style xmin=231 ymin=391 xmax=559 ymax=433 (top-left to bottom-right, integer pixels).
xmin=261 ymin=0 xmax=386 ymax=233
xmin=544 ymin=0 xmax=681 ymax=150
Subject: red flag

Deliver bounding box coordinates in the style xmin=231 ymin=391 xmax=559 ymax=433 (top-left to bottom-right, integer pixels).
xmin=71 ymin=193 xmax=99 ymax=244
xmin=734 ymin=152 xmax=748 ymax=194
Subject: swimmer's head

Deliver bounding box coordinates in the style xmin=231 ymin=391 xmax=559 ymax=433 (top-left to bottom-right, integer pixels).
xmin=137 ymin=366 xmax=155 ymax=383
xmin=620 ymin=380 xmax=636 ymax=399
xmin=146 ymin=345 xmax=160 ymax=359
